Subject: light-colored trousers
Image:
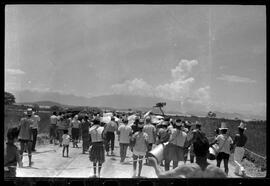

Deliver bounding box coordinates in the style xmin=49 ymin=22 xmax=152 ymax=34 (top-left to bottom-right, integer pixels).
xmin=234 ymin=146 xmax=245 ymax=174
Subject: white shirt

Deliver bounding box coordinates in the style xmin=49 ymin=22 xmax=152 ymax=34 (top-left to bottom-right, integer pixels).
xmin=143 ymin=123 xmax=156 ymax=144
xmin=89 ymin=125 xmax=104 ymax=142
xmin=118 ymin=124 xmax=132 ymax=144
xmin=31 ymin=114 xmax=40 ymax=129
xmin=50 ymin=115 xmax=58 ymax=125
xmin=216 ymin=134 xmax=233 ymax=154
xmin=170 ymin=129 xmax=187 ymax=147
xmin=62 ymin=134 xmax=70 ymax=145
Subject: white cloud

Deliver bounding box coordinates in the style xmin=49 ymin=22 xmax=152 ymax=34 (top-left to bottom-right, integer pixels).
xmin=217 ymin=74 xmax=256 ymax=83
xmin=171 ymin=59 xmax=198 ymax=80
xmin=155 ymin=78 xmax=195 ymax=100
xmin=111 ymin=59 xmax=198 ymax=101
xmin=5 ymin=68 xmax=25 ymax=75
xmin=186 ymin=86 xmax=212 ymax=110
xmin=111 ymin=78 xmax=154 ymax=97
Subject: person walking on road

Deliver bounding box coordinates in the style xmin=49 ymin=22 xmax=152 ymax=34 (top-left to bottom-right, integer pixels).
xmin=71 ymin=115 xmax=81 ymax=148
xmin=89 ymin=118 xmax=105 ymax=178
xmin=142 ymin=116 xmax=156 ymax=165
xmin=57 ymin=116 xmax=67 ymax=147
xmin=49 ymin=112 xmax=58 ymax=145
xmin=210 ymin=122 xmax=233 ymax=175
xmin=163 ymin=119 xmax=187 ymax=171
xmin=104 ymin=117 xmax=118 ymax=156
xmin=18 ymin=108 xmax=34 ymax=167
xmin=30 ymin=109 xmax=40 ymax=152
xmin=189 ymin=121 xmax=205 ymax=163
xmin=62 ymin=129 xmax=71 ymax=157
xmin=233 ymin=121 xmax=248 ymax=177
xmin=130 ymin=119 xmax=149 ymax=178
xmin=81 ymin=115 xmax=91 ymax=154
xmin=4 ymin=127 xmax=23 ymax=177
xmin=118 ymin=117 xmax=132 ymax=163
xmin=148 ymin=132 xmax=227 ymax=178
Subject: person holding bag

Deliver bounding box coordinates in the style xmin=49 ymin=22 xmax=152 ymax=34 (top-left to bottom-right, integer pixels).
xmin=210 ymin=122 xmax=233 ymax=175
xmin=163 ymin=119 xmax=187 ymax=171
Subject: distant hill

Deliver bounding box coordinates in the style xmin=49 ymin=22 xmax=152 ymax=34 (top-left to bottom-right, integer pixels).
xmin=12 ymin=90 xmax=265 ymax=120
xmin=19 ymin=101 xmax=65 ymax=107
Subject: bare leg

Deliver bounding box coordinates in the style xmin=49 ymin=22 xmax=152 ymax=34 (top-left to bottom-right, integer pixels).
xmin=98 ymin=162 xmax=102 ymax=177
xmin=133 ymin=155 xmax=138 ymax=177
xmin=138 ymin=156 xmax=143 ymax=177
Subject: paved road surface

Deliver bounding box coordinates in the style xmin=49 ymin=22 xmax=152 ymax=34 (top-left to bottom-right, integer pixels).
xmin=17 ymin=138 xmax=242 ymax=178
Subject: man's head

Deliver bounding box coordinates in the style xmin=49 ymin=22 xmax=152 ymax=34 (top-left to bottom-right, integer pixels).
xmin=7 ymin=127 xmax=20 ymax=141
xmin=26 ymin=108 xmax=33 ymax=117
xmin=53 ymin=111 xmax=57 ymax=115
xmin=145 ymin=116 xmax=151 ymax=124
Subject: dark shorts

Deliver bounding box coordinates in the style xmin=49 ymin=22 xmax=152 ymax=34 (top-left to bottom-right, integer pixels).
xmin=216 ymin=152 xmax=230 ymax=161
xmin=49 ymin=125 xmax=57 ymax=138
xmin=164 ymin=143 xmax=184 ymax=161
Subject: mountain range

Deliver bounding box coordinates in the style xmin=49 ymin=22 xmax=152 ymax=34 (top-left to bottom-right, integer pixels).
xmin=12 ymin=90 xmax=265 ymax=121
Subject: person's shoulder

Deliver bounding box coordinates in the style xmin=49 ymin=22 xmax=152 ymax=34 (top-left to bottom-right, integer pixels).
xmin=206 ymin=164 xmax=227 ymax=177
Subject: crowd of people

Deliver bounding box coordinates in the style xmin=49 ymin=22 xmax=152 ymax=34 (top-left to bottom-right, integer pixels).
xmin=4 ymin=108 xmax=248 ymax=178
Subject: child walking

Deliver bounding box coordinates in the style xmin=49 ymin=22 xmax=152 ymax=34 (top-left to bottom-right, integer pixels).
xmin=62 ymin=129 xmax=70 ymax=157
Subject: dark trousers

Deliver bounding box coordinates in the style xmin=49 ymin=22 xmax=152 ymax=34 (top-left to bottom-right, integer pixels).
xmin=217 ymin=152 xmax=230 ymax=175
xmin=82 ymin=135 xmax=90 ymax=152
xmin=119 ymin=143 xmax=129 ymax=161
xmin=31 ymin=128 xmax=38 ymax=151
xmin=105 ymin=132 xmax=115 ymax=152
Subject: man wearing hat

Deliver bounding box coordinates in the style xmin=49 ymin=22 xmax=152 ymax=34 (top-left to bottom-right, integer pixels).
xmin=233 ymin=121 xmax=248 ymax=177
xmin=18 ymin=108 xmax=35 ymax=167
xmin=164 ymin=119 xmax=187 ymax=171
xmin=210 ymin=122 xmax=233 ymax=175
xmin=131 ymin=119 xmax=149 ymax=177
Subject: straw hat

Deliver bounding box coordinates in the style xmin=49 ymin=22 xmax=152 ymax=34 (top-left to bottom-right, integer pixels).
xmin=175 ymin=120 xmax=182 ymax=127
xmin=25 ymin=108 xmax=33 ymax=115
xmin=238 ymin=122 xmax=247 ymax=130
xmin=219 ymin=122 xmax=228 ymax=130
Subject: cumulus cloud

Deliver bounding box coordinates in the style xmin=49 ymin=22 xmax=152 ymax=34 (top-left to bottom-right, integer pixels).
xmin=111 ymin=59 xmax=199 ymax=101
xmin=111 ymin=78 xmax=154 ymax=97
xmin=155 ymin=78 xmax=195 ymax=100
xmin=171 ymin=59 xmax=198 ymax=80
xmin=217 ymin=74 xmax=256 ymax=83
xmin=186 ymin=86 xmax=212 ymax=110
xmin=5 ymin=68 xmax=25 ymax=75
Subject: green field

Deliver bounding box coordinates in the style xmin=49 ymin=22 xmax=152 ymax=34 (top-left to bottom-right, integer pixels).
xmin=4 ymin=107 xmax=266 ymax=157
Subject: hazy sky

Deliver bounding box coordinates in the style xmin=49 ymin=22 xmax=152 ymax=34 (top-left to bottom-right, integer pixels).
xmin=5 ymin=5 xmax=266 ymax=116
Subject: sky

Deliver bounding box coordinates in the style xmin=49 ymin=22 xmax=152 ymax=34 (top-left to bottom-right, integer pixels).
xmin=5 ymin=5 xmax=266 ymax=117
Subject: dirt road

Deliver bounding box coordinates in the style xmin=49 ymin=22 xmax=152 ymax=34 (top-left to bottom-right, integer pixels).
xmin=16 ymin=140 xmax=242 ymax=178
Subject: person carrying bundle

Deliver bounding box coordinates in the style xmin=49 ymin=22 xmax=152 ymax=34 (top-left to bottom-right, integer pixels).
xmin=163 ymin=119 xmax=187 ymax=171
xmin=210 ymin=122 xmax=233 ymax=176
xmin=148 ymin=131 xmax=227 ymax=178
